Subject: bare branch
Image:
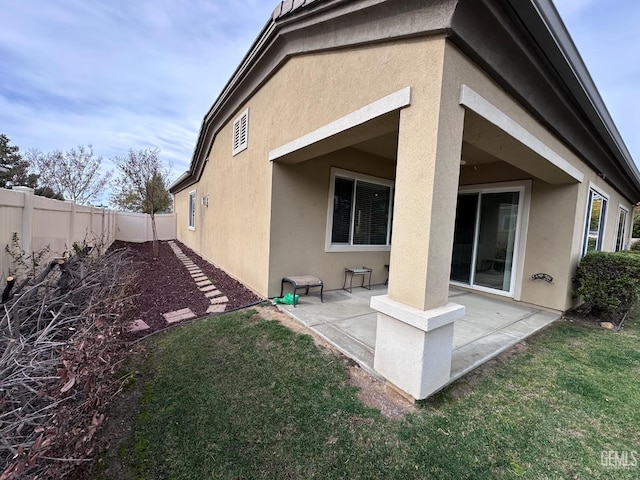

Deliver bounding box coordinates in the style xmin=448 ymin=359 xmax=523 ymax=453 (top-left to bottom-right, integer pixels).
xmin=111 ymin=148 xmax=172 ymax=257
xmin=0 ymin=238 xmax=137 ymax=479
xmin=27 ymin=145 xmax=112 ymax=204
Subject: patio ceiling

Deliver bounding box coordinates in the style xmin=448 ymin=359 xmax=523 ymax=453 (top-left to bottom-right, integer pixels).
xmin=271 ymin=111 xmax=400 ymax=164
xmin=461 ymin=109 xmax=581 ymax=185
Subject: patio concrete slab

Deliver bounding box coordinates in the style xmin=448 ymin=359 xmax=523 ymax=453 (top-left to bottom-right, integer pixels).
xmin=453 ymin=292 xmax=539 ymax=329
xmin=205 ymin=289 xmax=223 ymax=298
xmin=499 ymin=310 xmax=559 ymax=336
xmin=330 ymin=313 xmax=377 ymax=350
xmin=284 ymin=288 xmax=380 ymax=326
xmin=278 ymin=285 xmax=559 ymax=391
xmin=450 ymin=331 xmax=517 ymax=379
xmin=313 ymin=323 xmax=375 ymax=370
xmin=452 ymin=320 xmax=494 ymax=349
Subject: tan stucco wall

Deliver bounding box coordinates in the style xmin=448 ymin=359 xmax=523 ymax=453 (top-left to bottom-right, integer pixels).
xmin=269 ymin=149 xmax=395 ymax=296
xmin=175 ymin=36 xmax=450 ymax=298
xmin=174 ymin=100 xmax=276 ymax=295
xmin=443 ymin=43 xmax=634 ymax=311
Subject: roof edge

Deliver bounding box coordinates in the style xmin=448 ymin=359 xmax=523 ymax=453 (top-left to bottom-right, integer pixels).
xmin=530 ymin=0 xmax=640 ymax=191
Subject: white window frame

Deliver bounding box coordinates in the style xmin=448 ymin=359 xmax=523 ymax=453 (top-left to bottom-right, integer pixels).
xmin=325 ymin=167 xmax=394 ymax=253
xmin=582 ymin=183 xmax=609 ymax=256
xmin=232 ymin=108 xmax=249 ymax=156
xmin=188 ymin=190 xmax=196 ymax=230
xmin=614 ymin=204 xmax=630 ymax=252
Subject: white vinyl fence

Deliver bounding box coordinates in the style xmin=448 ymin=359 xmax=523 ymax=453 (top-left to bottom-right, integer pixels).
xmin=0 ymin=186 xmax=176 ymax=279
xmin=115 ymin=212 xmax=176 ymax=243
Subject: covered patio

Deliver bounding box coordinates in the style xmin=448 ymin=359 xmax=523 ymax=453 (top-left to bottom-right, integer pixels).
xmin=277 ymin=285 xmax=559 ymax=391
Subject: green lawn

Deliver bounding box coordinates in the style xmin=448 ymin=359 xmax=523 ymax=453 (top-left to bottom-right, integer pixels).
xmin=106 ymin=309 xmax=640 ymax=479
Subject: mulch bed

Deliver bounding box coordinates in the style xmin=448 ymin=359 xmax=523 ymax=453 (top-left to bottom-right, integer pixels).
xmin=111 ymin=240 xmax=262 ymax=335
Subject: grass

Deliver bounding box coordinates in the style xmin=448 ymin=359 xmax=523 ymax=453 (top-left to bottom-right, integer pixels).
xmin=104 ymin=310 xmax=640 ymax=479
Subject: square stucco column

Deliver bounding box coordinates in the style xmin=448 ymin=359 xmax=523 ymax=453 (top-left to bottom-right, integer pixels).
xmin=372 ymin=296 xmax=464 ymax=399
xmin=371 ymin=62 xmax=466 ymax=399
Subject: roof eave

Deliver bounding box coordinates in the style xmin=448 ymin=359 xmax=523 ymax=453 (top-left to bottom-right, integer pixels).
xmin=517 ymin=0 xmax=640 ymax=198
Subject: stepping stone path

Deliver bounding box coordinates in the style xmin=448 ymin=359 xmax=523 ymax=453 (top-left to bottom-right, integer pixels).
xmin=127 ymin=241 xmax=231 ymax=333
xmin=163 ymin=308 xmax=196 ymax=324
xmin=167 ymin=241 xmax=230 ymax=316
xmin=128 ymin=319 xmax=150 ymax=333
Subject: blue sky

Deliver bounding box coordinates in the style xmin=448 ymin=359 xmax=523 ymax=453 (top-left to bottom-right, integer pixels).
xmin=0 ymin=0 xmax=638 ymax=203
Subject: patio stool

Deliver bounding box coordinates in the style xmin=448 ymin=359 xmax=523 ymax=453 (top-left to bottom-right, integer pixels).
xmin=343 ymin=267 xmax=373 ymax=293
xmin=280 ymin=275 xmax=324 ymax=307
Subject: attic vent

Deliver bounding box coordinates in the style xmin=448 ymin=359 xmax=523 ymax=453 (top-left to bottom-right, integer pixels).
xmin=232 ymin=108 xmax=249 ymax=156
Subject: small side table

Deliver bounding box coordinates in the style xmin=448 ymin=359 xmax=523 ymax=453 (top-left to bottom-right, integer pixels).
xmin=343 ymin=267 xmax=373 ymax=293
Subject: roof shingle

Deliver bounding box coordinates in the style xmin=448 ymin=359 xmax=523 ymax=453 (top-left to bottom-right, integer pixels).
xmin=272 ymin=0 xmax=321 ymax=21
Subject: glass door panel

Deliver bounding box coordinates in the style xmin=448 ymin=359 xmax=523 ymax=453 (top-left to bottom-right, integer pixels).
xmin=451 ymin=194 xmax=479 ymax=283
xmin=473 ymin=192 xmax=520 ymax=292
xmin=615 ymin=208 xmax=628 ymax=252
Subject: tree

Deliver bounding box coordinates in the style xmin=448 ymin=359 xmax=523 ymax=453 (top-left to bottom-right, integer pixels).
xmin=633 ymin=206 xmax=640 ymax=238
xmin=34 ymin=186 xmax=65 ymax=201
xmin=111 ymin=148 xmax=172 ymax=258
xmin=0 ymin=134 xmax=38 ymax=189
xmin=27 ymin=145 xmax=111 ymax=204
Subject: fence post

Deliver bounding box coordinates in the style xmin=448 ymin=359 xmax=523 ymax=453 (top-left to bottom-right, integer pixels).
xmin=101 ymin=208 xmax=105 ymax=243
xmin=13 ymin=186 xmax=34 ymax=256
xmin=66 ymin=200 xmax=76 ymax=249
xmin=90 ymin=206 xmax=95 ymax=238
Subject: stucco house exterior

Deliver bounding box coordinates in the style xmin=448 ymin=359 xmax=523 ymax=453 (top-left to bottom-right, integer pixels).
xmin=170 ymin=0 xmax=640 ymax=399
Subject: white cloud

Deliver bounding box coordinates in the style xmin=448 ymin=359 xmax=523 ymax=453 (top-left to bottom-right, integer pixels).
xmin=0 ymin=0 xmax=276 ymax=190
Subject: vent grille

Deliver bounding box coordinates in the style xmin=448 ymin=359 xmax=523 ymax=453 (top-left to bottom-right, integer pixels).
xmin=232 ymin=108 xmax=249 ymax=155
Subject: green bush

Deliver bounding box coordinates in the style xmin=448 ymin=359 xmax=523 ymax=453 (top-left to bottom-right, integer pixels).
xmin=574 ymin=251 xmax=640 ymax=318
xmin=630 ymin=240 xmax=640 ymax=252
xmin=633 ymin=210 xmax=640 ymax=237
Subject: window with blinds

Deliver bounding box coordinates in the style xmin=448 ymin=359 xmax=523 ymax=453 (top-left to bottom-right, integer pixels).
xmin=330 ymin=171 xmax=392 ymax=247
xmin=232 ymin=108 xmax=249 ymax=156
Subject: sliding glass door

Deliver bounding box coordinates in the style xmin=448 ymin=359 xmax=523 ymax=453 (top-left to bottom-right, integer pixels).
xmin=451 ymin=188 xmax=522 ymax=295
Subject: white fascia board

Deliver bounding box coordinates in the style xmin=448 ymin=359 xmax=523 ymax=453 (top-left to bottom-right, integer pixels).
xmin=269 ymin=86 xmax=411 ymax=161
xmin=460 ymin=85 xmax=584 ymax=183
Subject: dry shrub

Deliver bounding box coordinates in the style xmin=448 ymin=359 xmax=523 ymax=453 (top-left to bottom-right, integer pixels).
xmin=1 ymin=242 xmax=138 ymax=479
